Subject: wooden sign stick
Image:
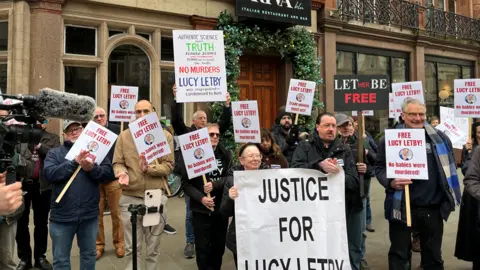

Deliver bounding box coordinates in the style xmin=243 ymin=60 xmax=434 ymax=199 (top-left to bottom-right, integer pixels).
xmin=202 ymin=175 xmax=214 ymax=212
xmin=56 ymin=165 xmax=82 ymax=203
xmin=468 ymin=118 xmax=473 ymax=143
xmin=120 ymin=121 xmax=124 ymax=132
xmin=294 ymin=113 xmax=299 ymax=125
xmin=154 ymin=159 xmax=171 ymax=196
xmin=405 ymin=185 xmax=412 ymax=227
xmin=357 ymin=111 xmax=365 ymax=197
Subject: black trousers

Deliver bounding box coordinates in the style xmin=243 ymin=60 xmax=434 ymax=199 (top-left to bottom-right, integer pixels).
xmin=15 ymin=180 xmax=51 ymax=262
xmin=192 ymin=211 xmax=228 ymax=270
xmin=388 ymin=206 xmax=444 ymax=270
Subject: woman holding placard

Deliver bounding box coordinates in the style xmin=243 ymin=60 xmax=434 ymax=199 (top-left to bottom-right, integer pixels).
xmin=220 ymin=143 xmax=267 ymax=268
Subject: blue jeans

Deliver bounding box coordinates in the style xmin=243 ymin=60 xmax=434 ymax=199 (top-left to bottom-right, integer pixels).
xmin=185 ymin=196 xmax=195 ymax=244
xmin=366 ymin=183 xmax=372 ymax=225
xmin=347 ymin=199 xmax=366 ymax=270
xmin=49 ymin=217 xmax=98 ymax=270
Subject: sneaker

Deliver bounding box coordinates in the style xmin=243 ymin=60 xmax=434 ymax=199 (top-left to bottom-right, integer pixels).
xmin=366 ymin=224 xmax=375 ymax=232
xmin=184 ymin=243 xmax=195 ymax=259
xmin=164 ymin=224 xmax=177 ymax=235
xmin=16 ymin=260 xmax=32 ymax=270
xmin=34 ymin=257 xmax=52 ymax=270
xmin=412 ymin=236 xmax=421 ymax=252
xmin=360 ymin=259 xmax=370 ymax=270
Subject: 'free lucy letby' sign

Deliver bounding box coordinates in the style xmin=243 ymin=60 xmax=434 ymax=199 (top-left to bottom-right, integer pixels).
xmin=236 ymin=0 xmax=311 ymax=26
xmin=334 ymin=75 xmax=390 ymax=111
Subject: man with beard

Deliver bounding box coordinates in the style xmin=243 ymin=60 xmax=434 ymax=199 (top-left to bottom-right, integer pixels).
xmin=180 ymin=123 xmax=232 ymax=270
xmin=272 ymin=111 xmax=301 ymax=164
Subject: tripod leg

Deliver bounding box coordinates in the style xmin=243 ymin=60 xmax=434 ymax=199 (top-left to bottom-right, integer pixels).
xmin=131 ymin=212 xmax=137 ymax=270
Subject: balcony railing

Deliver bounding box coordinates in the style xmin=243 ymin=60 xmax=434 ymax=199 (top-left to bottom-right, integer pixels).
xmin=336 ymin=0 xmax=480 ymax=42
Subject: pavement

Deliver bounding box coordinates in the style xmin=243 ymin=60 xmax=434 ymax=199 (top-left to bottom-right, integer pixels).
xmin=24 ymin=174 xmax=471 ymax=269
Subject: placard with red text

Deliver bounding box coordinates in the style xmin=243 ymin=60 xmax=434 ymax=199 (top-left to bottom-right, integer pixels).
xmin=65 ymin=121 xmax=118 ymax=164
xmin=178 ymin=128 xmax=218 ymax=179
xmin=232 ymin=101 xmax=261 ymax=143
xmin=109 ymin=85 xmax=139 ymax=122
xmin=392 ymin=81 xmax=424 ymax=115
xmin=440 ymin=106 xmax=469 ymax=149
xmin=435 ymin=119 xmax=466 ymax=147
xmin=389 ymin=93 xmax=396 ymax=119
xmin=334 ymin=75 xmax=390 ymax=111
xmin=385 ymin=129 xmax=428 ymax=180
xmin=454 ymin=79 xmax=480 ymax=118
xmin=129 ymin=113 xmax=171 ymax=164
xmin=285 ymin=79 xmax=316 ymax=115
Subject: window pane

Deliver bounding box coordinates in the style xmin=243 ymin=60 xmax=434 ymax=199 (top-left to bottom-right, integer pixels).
xmin=109 ymin=30 xmax=124 ymax=37
xmin=425 ymin=62 xmax=438 ymax=118
xmin=161 ymin=37 xmax=174 ymax=61
xmin=462 ymin=66 xmax=472 ymax=79
xmin=0 ymin=64 xmax=6 ymax=92
xmin=392 ymin=58 xmax=407 ymax=83
xmin=64 ymin=66 xmax=96 ymax=99
xmin=0 ymin=22 xmax=7 ymax=51
xmin=161 ymin=70 xmax=176 ymax=119
xmin=65 ymin=26 xmax=96 ymax=56
xmin=336 ymin=51 xmax=354 ymax=74
xmin=138 ymin=33 xmax=151 ymax=41
xmin=437 ymin=63 xmax=460 ymax=107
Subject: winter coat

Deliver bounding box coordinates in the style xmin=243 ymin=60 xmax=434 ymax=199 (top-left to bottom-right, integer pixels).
xmin=35 ymin=130 xmax=61 ymax=192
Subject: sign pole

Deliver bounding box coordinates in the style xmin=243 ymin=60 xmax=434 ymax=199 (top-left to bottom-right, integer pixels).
xmin=294 ymin=113 xmax=299 ymax=125
xmin=56 ymin=165 xmax=81 ymax=203
xmin=468 ymin=118 xmax=473 ymax=143
xmin=405 ymin=185 xmax=412 ymax=227
xmin=202 ymin=175 xmax=214 ymax=212
xmin=357 ymin=111 xmax=365 ymax=198
xmin=121 ymin=121 xmax=124 ymax=131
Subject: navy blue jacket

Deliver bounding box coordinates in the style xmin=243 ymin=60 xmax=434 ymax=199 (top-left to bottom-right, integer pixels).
xmin=44 ymin=141 xmax=115 ymax=222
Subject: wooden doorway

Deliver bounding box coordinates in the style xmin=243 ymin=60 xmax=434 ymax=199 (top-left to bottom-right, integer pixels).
xmin=238 ymin=56 xmax=279 ymax=128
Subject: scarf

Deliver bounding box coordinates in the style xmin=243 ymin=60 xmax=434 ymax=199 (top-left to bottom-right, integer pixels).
xmin=391 ymin=124 xmax=461 ymax=222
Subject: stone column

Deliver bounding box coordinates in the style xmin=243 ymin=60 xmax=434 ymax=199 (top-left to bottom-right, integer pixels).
xmin=8 ymin=0 xmax=30 ymax=95
xmin=322 ymin=31 xmax=337 ymax=113
xmin=28 ymin=0 xmax=65 ymax=134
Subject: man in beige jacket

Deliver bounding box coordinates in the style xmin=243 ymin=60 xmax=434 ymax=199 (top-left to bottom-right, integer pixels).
xmin=113 ymin=99 xmax=174 ymax=270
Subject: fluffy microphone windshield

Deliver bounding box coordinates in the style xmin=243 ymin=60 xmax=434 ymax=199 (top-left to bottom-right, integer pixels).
xmin=36 ymin=88 xmax=96 ymax=122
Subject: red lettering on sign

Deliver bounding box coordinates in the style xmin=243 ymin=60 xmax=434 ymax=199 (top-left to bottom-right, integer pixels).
xmin=345 ymin=93 xmax=377 ymax=104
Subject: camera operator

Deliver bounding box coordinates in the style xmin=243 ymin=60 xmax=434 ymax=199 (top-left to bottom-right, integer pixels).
xmin=44 ymin=120 xmax=115 ymax=269
xmin=113 ymin=100 xmax=174 ymax=270
xmin=16 ymin=119 xmax=60 ymax=270
xmin=0 ymin=172 xmax=23 ymax=216
xmin=0 ymin=110 xmax=36 ymax=270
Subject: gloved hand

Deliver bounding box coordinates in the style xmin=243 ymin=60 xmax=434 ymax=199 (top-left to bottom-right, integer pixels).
xmin=286 ymin=125 xmax=299 ymax=145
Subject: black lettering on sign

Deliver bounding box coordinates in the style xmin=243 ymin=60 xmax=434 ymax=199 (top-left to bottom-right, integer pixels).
xmin=279 ymin=216 xmax=314 ymax=242
xmin=258 ymin=177 xmax=329 ymax=203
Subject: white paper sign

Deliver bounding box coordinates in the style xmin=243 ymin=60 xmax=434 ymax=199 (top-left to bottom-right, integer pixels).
xmin=129 ymin=113 xmax=171 ymax=164
xmin=285 ymin=79 xmax=316 ymax=116
xmin=109 ymin=85 xmax=139 ymax=122
xmin=454 ymin=79 xmax=480 ymax=118
xmin=352 ymin=110 xmax=374 ymax=116
xmin=440 ymin=106 xmax=469 ymax=149
xmin=235 ymin=168 xmax=351 ymax=270
xmin=385 ymin=129 xmax=428 ymax=180
xmin=173 ymin=30 xmax=227 ymax=103
xmin=435 ymin=120 xmax=466 ymax=147
xmin=232 ymin=101 xmax=261 ymax=143
xmin=389 ymin=93 xmax=396 ymax=119
xmin=65 ymin=121 xmax=118 ymax=164
xmin=392 ymin=81 xmax=424 ymax=115
xmin=178 ymin=128 xmax=218 ymax=179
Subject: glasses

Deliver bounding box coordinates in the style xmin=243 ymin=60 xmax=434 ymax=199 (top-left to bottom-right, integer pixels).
xmin=94 ymin=114 xmax=106 ymax=120
xmin=242 ymin=154 xmax=262 ymax=160
xmin=405 ymin=112 xmax=426 ymax=118
xmin=135 ymin=109 xmax=151 ymax=115
xmin=209 ymin=133 xmax=220 ymax=138
xmin=66 ymin=126 xmax=83 ymax=134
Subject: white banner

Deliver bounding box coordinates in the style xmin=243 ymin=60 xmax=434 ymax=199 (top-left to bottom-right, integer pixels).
xmin=178 ymin=128 xmax=218 ymax=179
xmin=392 ymin=81 xmax=424 ymax=115
xmin=235 ymin=168 xmax=351 ymax=270
xmin=454 ymin=78 xmax=480 ymax=118
xmin=109 ymin=85 xmax=139 ymax=122
xmin=352 ymin=110 xmax=374 ymax=116
xmin=435 ymin=119 xmax=466 ymax=147
xmin=129 ymin=113 xmax=171 ymax=164
xmin=285 ymin=79 xmax=316 ymax=116
xmin=232 ymin=101 xmax=261 ymax=143
xmin=385 ymin=129 xmax=428 ymax=180
xmin=389 ymin=93 xmax=396 ymax=119
xmin=440 ymin=106 xmax=469 ymax=149
xmin=173 ymin=30 xmax=227 ymax=103
xmin=65 ymin=121 xmax=118 ymax=164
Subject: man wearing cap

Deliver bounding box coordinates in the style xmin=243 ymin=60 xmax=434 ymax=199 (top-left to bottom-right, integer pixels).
xmin=272 ymin=110 xmax=302 ymax=164
xmin=92 ymin=107 xmax=124 ymax=260
xmin=44 ymin=120 xmax=115 ymax=269
xmin=16 ymin=119 xmax=60 ymax=270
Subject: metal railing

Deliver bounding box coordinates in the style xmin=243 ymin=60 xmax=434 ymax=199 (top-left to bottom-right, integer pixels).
xmin=424 ymin=5 xmax=480 ymax=41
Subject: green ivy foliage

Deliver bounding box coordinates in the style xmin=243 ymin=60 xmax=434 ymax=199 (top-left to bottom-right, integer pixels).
xmin=211 ymin=11 xmax=323 ymax=153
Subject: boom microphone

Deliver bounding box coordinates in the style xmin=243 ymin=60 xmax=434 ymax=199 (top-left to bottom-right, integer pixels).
xmin=0 ymin=88 xmax=96 ymax=122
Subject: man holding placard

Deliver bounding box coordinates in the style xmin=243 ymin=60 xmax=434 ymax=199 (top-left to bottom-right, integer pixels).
xmin=44 ymin=120 xmax=116 ymax=269
xmin=113 ymin=100 xmax=174 ymax=270
xmin=374 ymin=98 xmax=461 ymax=270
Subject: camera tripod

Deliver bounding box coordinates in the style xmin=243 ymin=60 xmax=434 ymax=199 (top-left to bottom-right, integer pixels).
xmin=127 ymin=204 xmax=164 ymax=270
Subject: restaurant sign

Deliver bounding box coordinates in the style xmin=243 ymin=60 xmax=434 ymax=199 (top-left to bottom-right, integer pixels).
xmin=236 ymin=0 xmax=312 ymax=26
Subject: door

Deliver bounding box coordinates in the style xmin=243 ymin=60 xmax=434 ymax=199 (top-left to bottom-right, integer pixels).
xmin=237 ymin=56 xmax=279 ymax=128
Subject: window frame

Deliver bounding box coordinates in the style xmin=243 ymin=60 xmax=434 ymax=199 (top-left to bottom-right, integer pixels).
xmin=64 ymin=24 xmax=98 ymax=57
xmin=63 ymin=65 xmax=98 ymax=101
xmin=108 ymin=29 xmax=125 ymax=39
xmin=0 ymin=20 xmax=8 ymax=52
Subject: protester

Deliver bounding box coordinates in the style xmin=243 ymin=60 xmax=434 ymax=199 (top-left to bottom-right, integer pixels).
xmin=429 ymin=116 xmax=440 ymax=127
xmin=16 ymin=119 xmax=60 ymax=270
xmin=171 ymin=84 xmax=231 ymax=258
xmin=272 ymin=111 xmax=300 ymax=164
xmin=92 ymin=107 xmax=124 ymax=260
xmin=44 ymin=120 xmax=115 ymax=269
xmin=460 ymin=122 xmax=480 ymax=172
xmin=221 ymin=143 xmax=267 ymax=269
xmin=180 ymin=123 xmax=232 ymax=270
xmin=259 ymin=128 xmax=288 ymax=168
xmin=374 ymin=98 xmax=459 ymax=270
xmin=113 ymin=99 xmax=174 ymax=270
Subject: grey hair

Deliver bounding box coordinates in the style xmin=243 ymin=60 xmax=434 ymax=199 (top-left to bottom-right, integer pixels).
xmin=192 ymin=110 xmax=206 ymax=120
xmin=401 ymin=98 xmax=426 ymax=113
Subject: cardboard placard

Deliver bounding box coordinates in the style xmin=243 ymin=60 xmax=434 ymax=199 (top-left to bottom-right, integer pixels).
xmin=232 ymin=101 xmax=261 ymax=143
xmin=454 ymin=79 xmax=480 ymax=118
xmin=391 ymin=81 xmax=424 ymax=115
xmin=109 ymin=85 xmax=139 ymax=122
xmin=334 ymin=75 xmax=390 ymax=111
xmin=178 ymin=128 xmax=218 ymax=179
xmin=285 ymin=79 xmax=316 ymax=116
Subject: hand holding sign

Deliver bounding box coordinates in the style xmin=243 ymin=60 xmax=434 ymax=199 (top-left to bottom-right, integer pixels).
xmin=356 ymin=163 xmax=367 ymax=174
xmin=74 ymin=150 xmax=89 ymax=164
xmin=201 ymin=196 xmax=215 ymax=209
xmin=229 ymin=186 xmax=238 ymax=200
xmin=319 ymin=158 xmax=340 ymax=174
xmin=466 ymin=140 xmax=473 ymax=151
xmin=79 ymin=153 xmax=95 ymax=172
xmin=117 ymin=172 xmax=129 ymax=186
xmin=204 ymin=182 xmax=213 ymax=194
xmin=139 ymin=153 xmax=149 ymax=173
xmin=390 ymin=178 xmax=413 ymax=190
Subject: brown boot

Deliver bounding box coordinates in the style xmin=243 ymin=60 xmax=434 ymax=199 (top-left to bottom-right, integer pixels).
xmin=116 ymin=247 xmax=125 ymax=258
xmin=412 ymin=236 xmax=421 ymax=252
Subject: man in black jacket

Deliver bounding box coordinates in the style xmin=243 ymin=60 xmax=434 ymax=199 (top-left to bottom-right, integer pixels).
xmin=180 ymin=123 xmax=232 ymax=270
xmin=272 ymin=111 xmax=300 ymax=164
xmin=172 ymin=84 xmax=232 ymax=258
xmin=92 ymin=107 xmax=124 ymax=260
xmin=16 ymin=119 xmax=60 ymax=270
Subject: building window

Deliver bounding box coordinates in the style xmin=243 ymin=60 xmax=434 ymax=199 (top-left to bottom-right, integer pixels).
xmin=137 ymin=33 xmax=151 ymax=41
xmin=425 ymin=56 xmax=473 ymax=118
xmin=0 ymin=22 xmax=7 ymax=51
xmin=161 ymin=37 xmax=174 ymax=61
xmin=65 ymin=26 xmax=97 ymax=56
xmin=64 ymin=66 xmax=96 ymax=99
xmin=0 ymin=63 xmax=6 ymax=92
xmin=161 ymin=70 xmax=175 ymax=118
xmin=109 ymin=30 xmax=124 ymax=38
xmin=336 ymin=44 xmax=409 ymax=138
